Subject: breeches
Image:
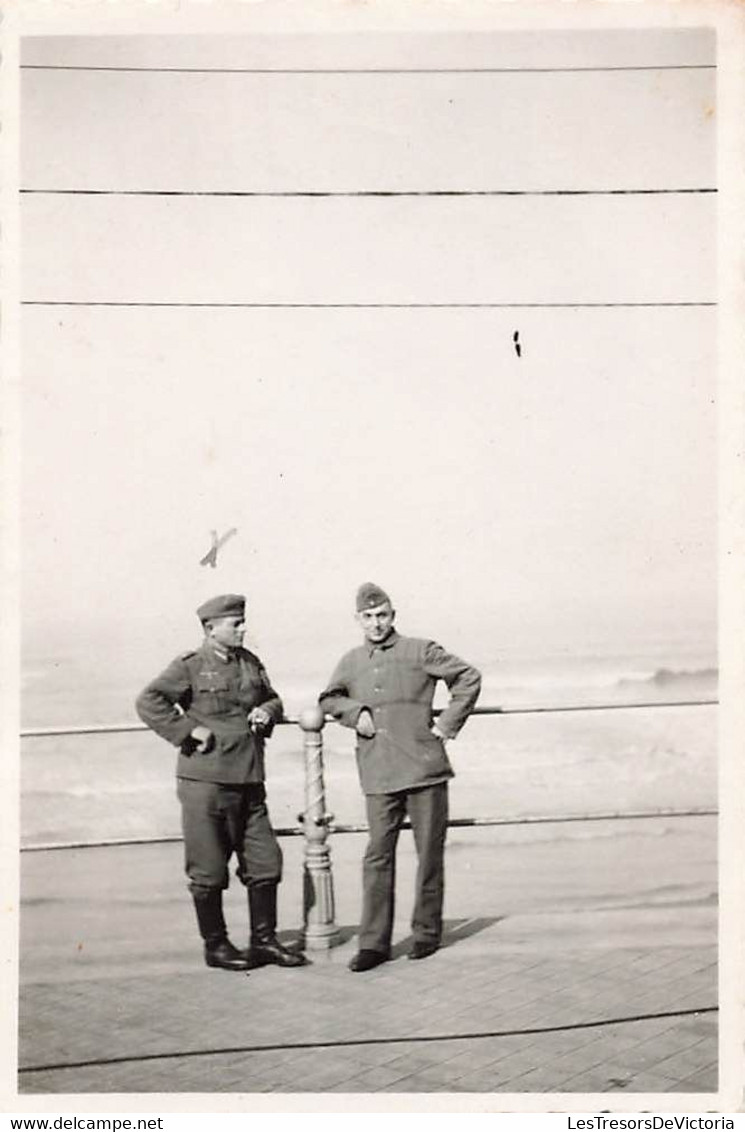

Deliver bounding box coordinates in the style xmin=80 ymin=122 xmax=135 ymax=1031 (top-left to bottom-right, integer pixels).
xmin=360 ymin=781 xmax=449 ymax=953
xmin=177 ymin=778 xmax=283 ymax=893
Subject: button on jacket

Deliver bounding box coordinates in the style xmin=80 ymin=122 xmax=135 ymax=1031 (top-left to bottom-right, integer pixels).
xmin=319 ymin=632 xmax=481 ymax=795
xmin=136 ymin=642 xmax=283 ymax=785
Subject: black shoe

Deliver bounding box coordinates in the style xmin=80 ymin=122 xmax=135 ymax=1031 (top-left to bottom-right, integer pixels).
xmin=193 ymin=889 xmax=248 ymax=969
xmin=349 ymin=949 xmax=389 ymax=972
xmin=247 ymin=881 xmax=308 ymax=968
xmin=407 ymin=941 xmax=439 ymax=961
xmin=248 ymin=938 xmax=308 ymax=969
xmin=204 ymin=939 xmax=251 ymax=971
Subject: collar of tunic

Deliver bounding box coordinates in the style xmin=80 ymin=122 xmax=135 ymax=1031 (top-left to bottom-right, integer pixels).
xmin=205 ymin=640 xmax=236 ymax=665
xmin=366 ymin=629 xmax=400 ymax=658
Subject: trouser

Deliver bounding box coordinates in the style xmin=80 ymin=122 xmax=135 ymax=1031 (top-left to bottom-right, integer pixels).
xmin=359 ymin=781 xmax=449 ymax=954
xmin=177 ymin=778 xmax=283 ymax=895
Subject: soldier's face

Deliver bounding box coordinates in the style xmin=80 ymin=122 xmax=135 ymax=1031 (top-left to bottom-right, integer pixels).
xmin=357 ymin=601 xmax=395 ymax=645
xmin=208 ymin=616 xmax=246 ymax=649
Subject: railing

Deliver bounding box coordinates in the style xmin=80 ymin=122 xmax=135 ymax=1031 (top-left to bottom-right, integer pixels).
xmin=20 ymin=699 xmax=718 ymax=950
xmin=19 ymin=698 xmax=717 ymax=739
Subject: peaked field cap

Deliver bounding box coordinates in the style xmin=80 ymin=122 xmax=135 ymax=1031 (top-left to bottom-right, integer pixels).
xmin=197 ymin=594 xmax=246 ymax=623
xmin=356 ymin=583 xmax=392 ymax=611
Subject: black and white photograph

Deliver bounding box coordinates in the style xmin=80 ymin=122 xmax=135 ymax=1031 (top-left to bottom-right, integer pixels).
xmin=3 ymin=0 xmax=744 ymax=1114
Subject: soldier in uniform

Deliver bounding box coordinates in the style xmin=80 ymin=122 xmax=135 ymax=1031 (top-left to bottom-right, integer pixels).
xmin=136 ymin=594 xmax=306 ymax=972
xmin=320 ymin=583 xmax=481 ymax=972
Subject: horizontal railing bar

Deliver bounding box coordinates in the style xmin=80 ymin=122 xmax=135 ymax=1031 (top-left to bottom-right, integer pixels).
xmin=22 ymin=722 xmax=160 ymax=737
xmin=20 ymin=806 xmax=717 ymax=853
xmin=20 ymin=64 xmax=717 ymax=73
xmin=471 ymin=700 xmax=717 ymax=715
xmin=21 ymin=187 xmax=718 ymax=197
xmin=24 ymin=301 xmax=718 ymax=310
xmin=19 ymin=698 xmax=718 ymax=739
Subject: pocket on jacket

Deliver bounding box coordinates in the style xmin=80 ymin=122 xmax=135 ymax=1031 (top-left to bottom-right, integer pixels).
xmin=195 ymin=677 xmax=230 ymax=715
xmin=237 ymin=678 xmax=267 ymax=710
xmin=414 ymin=726 xmax=441 ymax=745
xmin=216 ymin=730 xmax=253 ymax=757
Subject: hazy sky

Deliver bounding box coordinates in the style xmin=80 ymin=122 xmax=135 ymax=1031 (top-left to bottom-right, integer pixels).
xmin=21 ymin=29 xmax=717 ymax=677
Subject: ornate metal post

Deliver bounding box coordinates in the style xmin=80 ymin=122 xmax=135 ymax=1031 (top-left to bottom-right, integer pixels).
xmin=298 ymin=706 xmax=339 ymax=951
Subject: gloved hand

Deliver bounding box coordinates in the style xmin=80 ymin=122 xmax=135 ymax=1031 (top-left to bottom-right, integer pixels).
xmin=247 ymin=706 xmax=272 ymax=734
xmin=189 ymin=725 xmax=215 ymax=754
xmin=356 ymin=710 xmax=376 ymax=739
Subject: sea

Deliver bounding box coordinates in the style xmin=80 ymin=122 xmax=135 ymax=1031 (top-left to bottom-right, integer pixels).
xmin=20 ymin=634 xmax=718 ymax=849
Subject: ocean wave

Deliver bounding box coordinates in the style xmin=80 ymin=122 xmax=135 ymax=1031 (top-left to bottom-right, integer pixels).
xmin=617 ymin=667 xmax=718 ymax=689
xmin=480 ymin=664 xmax=717 ymax=695
xmin=24 ymin=783 xmax=172 ymax=800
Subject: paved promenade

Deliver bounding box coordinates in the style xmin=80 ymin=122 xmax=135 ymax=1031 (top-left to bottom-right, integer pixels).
xmin=18 ymin=815 xmax=717 ymax=1101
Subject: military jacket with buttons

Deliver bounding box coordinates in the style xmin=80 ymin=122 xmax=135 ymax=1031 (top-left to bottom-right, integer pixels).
xmin=136 ymin=641 xmax=284 ymax=785
xmin=319 ymin=632 xmax=481 ymax=795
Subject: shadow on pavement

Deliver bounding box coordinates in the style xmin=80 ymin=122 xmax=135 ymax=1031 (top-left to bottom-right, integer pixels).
xmin=389 ymin=916 xmax=504 ymax=958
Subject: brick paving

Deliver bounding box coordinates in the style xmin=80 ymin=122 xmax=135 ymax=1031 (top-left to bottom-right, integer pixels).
xmin=17 ymin=817 xmax=717 ymax=1097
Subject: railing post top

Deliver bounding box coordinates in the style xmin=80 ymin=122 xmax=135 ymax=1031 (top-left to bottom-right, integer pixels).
xmin=298 ymin=705 xmax=326 ymax=732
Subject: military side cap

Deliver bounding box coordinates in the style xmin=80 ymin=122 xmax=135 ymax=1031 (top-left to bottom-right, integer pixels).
xmin=356 ymin=582 xmax=391 ymax=611
xmin=197 ymin=594 xmax=246 ymax=623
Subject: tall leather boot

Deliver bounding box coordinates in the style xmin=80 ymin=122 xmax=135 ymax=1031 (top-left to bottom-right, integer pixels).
xmin=247 ymin=880 xmax=308 ymax=968
xmin=192 ymin=888 xmax=250 ymax=971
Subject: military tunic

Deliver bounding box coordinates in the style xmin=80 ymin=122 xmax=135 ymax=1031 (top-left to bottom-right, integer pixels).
xmin=320 ymin=630 xmax=481 ymax=953
xmin=319 ymin=632 xmax=482 ymax=795
xmin=136 ymin=641 xmax=283 ymax=784
xmin=136 ymin=640 xmax=284 ymax=892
